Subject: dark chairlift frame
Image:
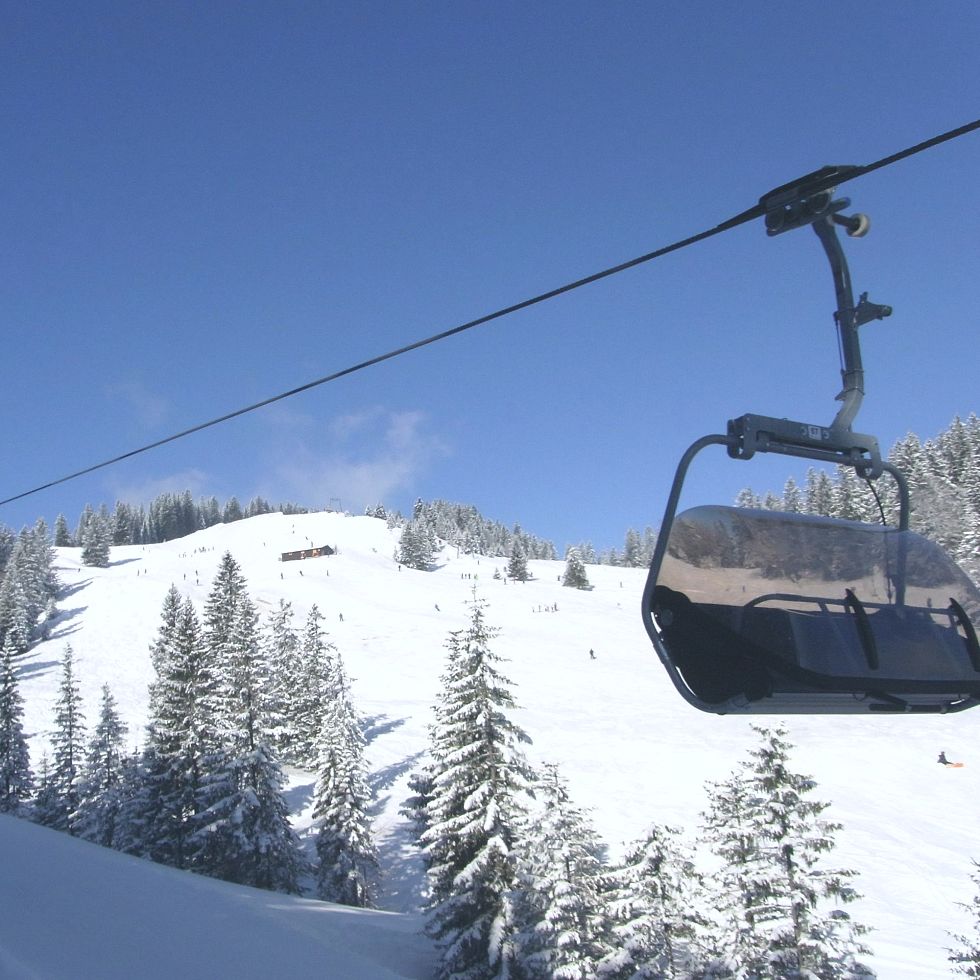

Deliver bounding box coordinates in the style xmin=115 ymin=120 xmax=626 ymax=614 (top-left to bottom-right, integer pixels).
xmin=642 ymin=170 xmax=980 ymax=715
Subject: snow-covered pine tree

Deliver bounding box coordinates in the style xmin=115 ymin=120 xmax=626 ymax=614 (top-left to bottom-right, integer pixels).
xmin=141 ymin=592 xmax=210 ymax=868
xmin=507 ymin=539 xmax=530 ymax=582
xmin=622 ymin=528 xmax=643 ymax=568
xmin=38 ymin=645 xmax=87 ymax=834
xmin=511 ymin=763 xmax=611 ymax=978
xmin=805 ymin=467 xmax=836 ymax=517
xmin=80 ymin=510 xmax=111 ymax=567
xmin=697 ymin=766 xmax=758 ymax=976
xmin=0 ymin=637 xmax=33 ymax=813
xmin=599 ymin=823 xmax=712 ymax=979
xmin=402 ymin=765 xmax=437 ymax=844
xmin=192 ymin=740 xmax=305 ymax=893
xmin=191 ymin=557 xmax=303 ymax=893
xmin=422 ymin=593 xmax=535 ymax=980
xmin=73 ymin=684 xmax=128 ymax=847
xmin=735 ymin=488 xmax=762 ymax=509
xmin=311 ymin=648 xmax=378 ymax=907
xmin=782 ymin=476 xmax=803 ymax=513
xmin=397 ymin=518 xmax=435 ymax=570
xmin=54 ymin=513 xmax=73 ymax=547
xmin=701 ymin=725 xmax=874 ymax=979
xmin=949 ymin=860 xmax=980 ymax=977
xmin=200 ymin=552 xmax=255 ymax=743
xmin=263 ymin=598 xmax=300 ymax=759
xmin=0 ymin=521 xmax=59 ymax=656
xmin=0 ymin=570 xmax=33 ymax=657
xmin=562 ymin=547 xmax=590 ymax=590
xmin=290 ymin=603 xmax=339 ymax=766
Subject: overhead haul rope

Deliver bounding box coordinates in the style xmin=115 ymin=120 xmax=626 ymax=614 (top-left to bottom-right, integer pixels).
xmin=2 ymin=117 xmax=978 ymax=509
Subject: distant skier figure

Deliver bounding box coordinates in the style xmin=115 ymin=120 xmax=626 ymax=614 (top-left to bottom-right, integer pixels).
xmin=589 ymin=648 xmax=596 ymax=660
xmin=938 ymin=751 xmax=951 ymax=766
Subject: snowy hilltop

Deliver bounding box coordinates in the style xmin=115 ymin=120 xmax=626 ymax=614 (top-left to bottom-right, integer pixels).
xmin=5 ymin=510 xmax=980 ymax=978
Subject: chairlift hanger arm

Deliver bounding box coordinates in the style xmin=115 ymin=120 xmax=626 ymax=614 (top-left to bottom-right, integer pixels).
xmin=760 ymin=168 xmax=892 ymax=432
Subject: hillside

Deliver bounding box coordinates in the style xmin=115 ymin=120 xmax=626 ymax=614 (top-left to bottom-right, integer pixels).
xmin=13 ymin=511 xmax=980 ymax=978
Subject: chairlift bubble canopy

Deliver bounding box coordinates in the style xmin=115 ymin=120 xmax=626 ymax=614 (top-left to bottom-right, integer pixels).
xmin=641 ymin=169 xmax=980 ymax=714
xmin=644 ymin=503 xmax=980 ymax=714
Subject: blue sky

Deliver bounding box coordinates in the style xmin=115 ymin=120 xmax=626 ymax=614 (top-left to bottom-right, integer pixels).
xmin=2 ymin=1 xmax=978 ymax=554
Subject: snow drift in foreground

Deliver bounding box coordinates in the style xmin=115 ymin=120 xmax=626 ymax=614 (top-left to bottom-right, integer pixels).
xmin=10 ymin=511 xmax=980 ymax=978
xmin=0 ymin=814 xmax=434 ymax=980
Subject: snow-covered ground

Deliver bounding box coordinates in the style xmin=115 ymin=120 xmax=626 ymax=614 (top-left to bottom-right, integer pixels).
xmin=10 ymin=511 xmax=980 ymax=978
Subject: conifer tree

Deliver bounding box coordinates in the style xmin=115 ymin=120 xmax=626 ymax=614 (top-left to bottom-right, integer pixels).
xmin=0 ymin=570 xmax=33 ymax=656
xmin=949 ymin=860 xmax=980 ymax=977
xmin=562 ymin=547 xmax=590 ymax=589
xmin=600 ymin=823 xmax=712 ymax=979
xmin=74 ymin=684 xmax=128 ymax=847
xmin=311 ymin=649 xmax=378 ymax=907
xmin=39 ymin=646 xmax=87 ymax=833
xmin=263 ymin=599 xmax=300 ymax=758
xmin=397 ymin=519 xmax=434 ymax=570
xmin=422 ymin=594 xmax=535 ymax=979
xmin=192 ymin=742 xmax=304 ymax=893
xmin=512 ymin=763 xmax=611 ymax=978
xmin=54 ymin=513 xmax=73 ymax=547
xmin=80 ymin=511 xmax=111 ymax=567
xmin=700 ymin=726 xmax=874 ymax=979
xmin=805 ymin=468 xmax=836 ymax=517
xmin=290 ymin=604 xmax=338 ymax=766
xmin=190 ymin=556 xmax=304 ymax=893
xmin=622 ymin=528 xmax=643 ymax=567
xmin=507 ymin=540 xmax=530 ymax=582
xmin=142 ymin=592 xmax=210 ymax=867
xmin=0 ymin=638 xmax=33 ymax=813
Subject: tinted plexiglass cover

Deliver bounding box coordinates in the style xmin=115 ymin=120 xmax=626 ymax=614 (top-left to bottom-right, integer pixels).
xmin=645 ymin=506 xmax=980 ymax=713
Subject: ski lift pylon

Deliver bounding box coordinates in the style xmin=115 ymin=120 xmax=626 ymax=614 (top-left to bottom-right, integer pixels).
xmin=643 ymin=171 xmax=980 ymax=714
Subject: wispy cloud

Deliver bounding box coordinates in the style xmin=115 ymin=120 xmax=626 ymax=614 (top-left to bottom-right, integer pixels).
xmin=106 ymin=468 xmax=213 ymax=507
xmin=105 ymin=380 xmax=171 ymax=428
xmin=260 ymin=407 xmax=448 ymax=512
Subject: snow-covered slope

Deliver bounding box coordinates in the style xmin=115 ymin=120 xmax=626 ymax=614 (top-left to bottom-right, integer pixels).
xmin=13 ymin=511 xmax=980 ymax=978
xmin=0 ymin=813 xmax=433 ymax=979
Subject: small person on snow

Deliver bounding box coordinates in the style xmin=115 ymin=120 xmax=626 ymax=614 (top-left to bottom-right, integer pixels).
xmin=938 ymin=751 xmax=952 ymax=766
xmin=589 ymin=648 xmax=596 ymax=660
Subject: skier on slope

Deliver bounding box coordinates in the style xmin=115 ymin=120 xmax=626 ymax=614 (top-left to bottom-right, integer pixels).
xmin=938 ymin=751 xmax=952 ymax=766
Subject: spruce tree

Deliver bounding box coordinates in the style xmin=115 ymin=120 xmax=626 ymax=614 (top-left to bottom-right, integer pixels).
xmin=263 ymin=599 xmax=300 ymax=759
xmin=397 ymin=519 xmax=434 ymax=570
xmin=512 ymin=763 xmax=611 ymax=978
xmin=562 ymin=547 xmax=590 ymax=589
xmin=143 ymin=592 xmax=210 ymax=868
xmin=190 ymin=557 xmax=303 ymax=893
xmin=192 ymin=742 xmax=304 ymax=893
xmin=74 ymin=684 xmax=128 ymax=847
xmin=507 ymin=540 xmax=530 ymax=582
xmin=600 ymin=823 xmax=712 ymax=979
xmin=40 ymin=646 xmax=87 ymax=833
xmin=701 ymin=726 xmax=874 ymax=979
xmin=291 ymin=604 xmax=338 ymax=766
xmin=80 ymin=511 xmax=111 ymax=567
xmin=311 ymin=649 xmax=378 ymax=907
xmin=0 ymin=638 xmax=33 ymax=813
xmin=422 ymin=594 xmax=535 ymax=979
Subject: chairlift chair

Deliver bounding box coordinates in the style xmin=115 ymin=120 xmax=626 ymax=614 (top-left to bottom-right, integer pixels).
xmin=642 ymin=169 xmax=980 ymax=714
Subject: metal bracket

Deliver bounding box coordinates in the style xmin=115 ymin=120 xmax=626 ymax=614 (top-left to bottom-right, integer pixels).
xmin=727 ymin=413 xmax=884 ymax=479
